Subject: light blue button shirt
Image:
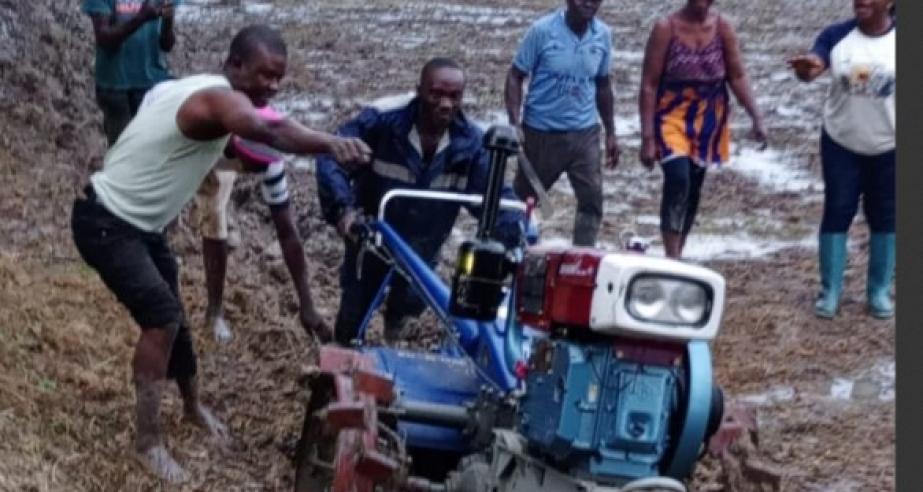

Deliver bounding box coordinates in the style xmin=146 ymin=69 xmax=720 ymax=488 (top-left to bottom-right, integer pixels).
xmin=513 ymin=9 xmax=613 ymax=132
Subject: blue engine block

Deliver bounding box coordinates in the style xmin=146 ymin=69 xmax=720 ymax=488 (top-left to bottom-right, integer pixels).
xmin=520 ymin=340 xmax=680 ymax=484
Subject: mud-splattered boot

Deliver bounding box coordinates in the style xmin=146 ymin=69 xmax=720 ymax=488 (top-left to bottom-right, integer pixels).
xmin=815 ymin=233 xmax=847 ymax=319
xmin=867 ymin=233 xmax=895 ymax=319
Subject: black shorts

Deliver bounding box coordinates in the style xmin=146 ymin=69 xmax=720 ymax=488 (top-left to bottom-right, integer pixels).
xmin=71 ymin=185 xmax=196 ymax=379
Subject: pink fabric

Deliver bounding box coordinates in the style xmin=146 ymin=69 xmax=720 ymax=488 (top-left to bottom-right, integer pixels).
xmin=255 ymin=104 xmax=283 ymax=122
xmin=230 ymin=105 xmax=284 ymax=166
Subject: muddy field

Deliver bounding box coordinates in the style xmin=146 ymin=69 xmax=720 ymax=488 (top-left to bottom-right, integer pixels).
xmin=0 ymin=0 xmax=894 ymax=490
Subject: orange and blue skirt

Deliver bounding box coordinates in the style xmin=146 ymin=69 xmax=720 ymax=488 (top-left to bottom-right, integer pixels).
xmin=655 ymin=80 xmax=730 ymax=166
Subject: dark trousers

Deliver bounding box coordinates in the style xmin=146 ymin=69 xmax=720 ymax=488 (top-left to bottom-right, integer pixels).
xmin=333 ymin=240 xmax=432 ymax=346
xmin=95 ymin=86 xmax=150 ymax=145
xmin=660 ymin=157 xmax=707 ymax=235
xmin=71 ymin=186 xmax=196 ymax=380
xmin=513 ymin=125 xmax=603 ymax=246
xmin=820 ymin=131 xmax=895 ymax=234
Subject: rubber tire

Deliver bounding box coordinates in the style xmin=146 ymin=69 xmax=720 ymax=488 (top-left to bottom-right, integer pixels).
xmin=447 ymin=455 xmax=492 ymax=492
xmin=704 ymin=385 xmax=725 ymax=446
xmin=293 ymin=375 xmax=335 ymax=492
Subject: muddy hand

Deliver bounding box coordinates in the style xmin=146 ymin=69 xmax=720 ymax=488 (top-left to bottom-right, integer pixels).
xmin=330 ymin=136 xmax=371 ymax=172
xmin=336 ymin=207 xmax=360 ymax=242
xmin=137 ymin=0 xmax=160 ymax=21
xmin=301 ymin=307 xmax=332 ymax=344
xmin=639 ymin=137 xmax=658 ymax=170
xmin=605 ymin=133 xmax=620 ymax=169
xmin=787 ymin=54 xmax=824 ymax=81
xmin=750 ymin=119 xmax=768 ymax=150
xmin=749 ymin=119 xmax=769 ymax=150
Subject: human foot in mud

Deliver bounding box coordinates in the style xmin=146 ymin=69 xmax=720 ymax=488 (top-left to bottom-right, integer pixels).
xmin=184 ymin=403 xmax=231 ymax=445
xmin=136 ymin=445 xmax=189 ymax=483
xmin=178 ymin=377 xmax=231 ymax=445
xmin=208 ymin=313 xmax=233 ymax=343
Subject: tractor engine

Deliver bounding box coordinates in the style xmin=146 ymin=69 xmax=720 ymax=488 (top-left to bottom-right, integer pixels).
xmin=514 ymin=246 xmax=726 ymax=485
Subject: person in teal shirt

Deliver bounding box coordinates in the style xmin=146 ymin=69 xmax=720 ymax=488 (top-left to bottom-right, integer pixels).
xmin=82 ymin=0 xmax=179 ymax=144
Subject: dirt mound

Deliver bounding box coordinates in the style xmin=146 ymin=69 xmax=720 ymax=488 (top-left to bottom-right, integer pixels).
xmin=0 ymin=1 xmax=103 ymax=260
xmin=0 ymin=1 xmax=99 ymax=162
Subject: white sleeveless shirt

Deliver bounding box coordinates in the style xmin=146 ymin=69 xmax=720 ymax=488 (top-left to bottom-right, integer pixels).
xmin=91 ymin=74 xmax=232 ymax=232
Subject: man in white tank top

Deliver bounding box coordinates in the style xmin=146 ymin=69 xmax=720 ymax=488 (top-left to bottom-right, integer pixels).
xmin=71 ymin=25 xmax=370 ymax=482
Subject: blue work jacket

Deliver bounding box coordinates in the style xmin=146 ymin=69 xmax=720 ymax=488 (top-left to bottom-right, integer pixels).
xmin=316 ymin=97 xmax=524 ymax=260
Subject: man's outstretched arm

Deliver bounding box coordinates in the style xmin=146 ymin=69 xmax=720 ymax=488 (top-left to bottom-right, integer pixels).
xmin=269 ymin=201 xmax=331 ymax=342
xmin=179 ymin=88 xmax=372 ymax=167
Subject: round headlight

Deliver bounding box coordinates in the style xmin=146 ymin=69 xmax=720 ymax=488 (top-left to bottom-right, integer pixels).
xmin=672 ymin=283 xmax=707 ymax=323
xmin=628 ymin=277 xmax=667 ymax=319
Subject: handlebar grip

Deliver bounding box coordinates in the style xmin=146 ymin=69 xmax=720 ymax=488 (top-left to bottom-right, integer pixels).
xmin=348 ymin=219 xmax=371 ymax=240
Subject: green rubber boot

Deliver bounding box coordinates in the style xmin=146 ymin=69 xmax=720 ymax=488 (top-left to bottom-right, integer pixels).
xmin=815 ymin=233 xmax=848 ymax=319
xmin=867 ymin=233 xmax=895 ymax=319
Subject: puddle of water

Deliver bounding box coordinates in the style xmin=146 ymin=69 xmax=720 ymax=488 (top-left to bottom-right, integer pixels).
xmin=533 ymin=232 xmax=814 ymax=262
xmin=805 ymin=479 xmax=863 ymax=492
xmin=829 ymin=360 xmax=895 ymax=403
xmin=660 ymin=233 xmax=813 ymax=261
xmin=244 ymin=2 xmax=273 ymax=15
xmin=737 ymin=385 xmax=796 ymax=406
xmin=634 ymin=215 xmax=659 ymax=226
xmin=768 ymin=70 xmax=792 ymax=83
xmin=176 ymin=0 xmax=233 ymax=23
xmin=613 ymin=49 xmax=644 ymax=62
xmin=614 ymin=115 xmax=640 ymax=137
xmin=470 ymin=111 xmax=639 ymax=139
xmin=726 ymin=146 xmax=820 ymax=194
xmin=830 ymin=378 xmax=854 ymax=400
xmin=535 ymin=236 xmax=573 ymax=249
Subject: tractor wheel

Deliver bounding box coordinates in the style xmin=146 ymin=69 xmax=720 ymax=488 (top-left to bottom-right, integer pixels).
xmin=620 ymin=476 xmax=687 ymax=492
xmin=293 ymin=373 xmax=336 ymax=492
xmin=704 ymin=385 xmax=725 ymax=445
xmin=445 ymin=455 xmax=492 ymax=492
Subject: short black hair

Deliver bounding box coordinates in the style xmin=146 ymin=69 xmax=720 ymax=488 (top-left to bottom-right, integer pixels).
xmin=420 ymin=57 xmax=463 ymax=84
xmin=228 ymin=24 xmax=287 ymax=63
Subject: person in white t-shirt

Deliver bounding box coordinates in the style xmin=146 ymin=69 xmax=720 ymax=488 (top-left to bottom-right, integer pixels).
xmin=788 ymin=0 xmax=895 ymax=320
xmin=70 ymin=25 xmax=370 ymax=483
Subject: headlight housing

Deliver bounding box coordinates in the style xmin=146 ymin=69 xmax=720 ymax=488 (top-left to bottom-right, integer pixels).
xmin=626 ymin=275 xmax=712 ymax=326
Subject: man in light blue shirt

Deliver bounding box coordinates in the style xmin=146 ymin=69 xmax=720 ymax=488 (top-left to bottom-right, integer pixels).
xmin=505 ymin=0 xmax=620 ymax=246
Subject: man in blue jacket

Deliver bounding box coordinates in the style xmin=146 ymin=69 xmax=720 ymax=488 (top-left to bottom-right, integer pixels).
xmin=317 ymin=58 xmax=524 ymax=346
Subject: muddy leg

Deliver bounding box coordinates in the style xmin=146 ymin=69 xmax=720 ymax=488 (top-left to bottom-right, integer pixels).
xmin=663 ymin=231 xmax=684 ymax=259
xmin=133 ymin=325 xmax=189 ymax=483
xmin=177 ymin=376 xmax=230 ymax=444
xmin=203 ymin=237 xmax=232 ymax=342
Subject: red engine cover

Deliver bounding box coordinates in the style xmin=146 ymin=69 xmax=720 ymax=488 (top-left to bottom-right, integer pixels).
xmin=516 ymin=247 xmax=604 ymax=331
